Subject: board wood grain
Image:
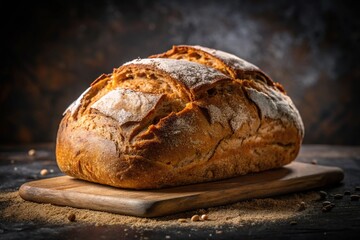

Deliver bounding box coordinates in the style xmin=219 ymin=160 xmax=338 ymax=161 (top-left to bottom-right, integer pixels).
xmin=19 ymin=162 xmax=344 ymax=217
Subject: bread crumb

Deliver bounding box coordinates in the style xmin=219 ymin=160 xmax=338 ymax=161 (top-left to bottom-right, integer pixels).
xmin=311 ymin=159 xmax=317 ymax=165
xmin=319 ymin=191 xmax=327 ymax=199
xmin=334 ymin=194 xmax=343 ymax=199
xmin=350 ymin=195 xmax=360 ymax=201
xmin=28 ymin=149 xmax=36 ymax=156
xmin=191 ymin=215 xmax=200 ymax=222
xmin=322 ymin=203 xmax=335 ymax=212
xmin=297 ymin=201 xmax=306 ymax=211
xmin=40 ymin=169 xmax=48 ymax=176
xmin=68 ymin=213 xmax=76 ymax=222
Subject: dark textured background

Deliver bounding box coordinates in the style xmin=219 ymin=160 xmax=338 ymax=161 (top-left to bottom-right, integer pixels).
xmin=1 ymin=0 xmax=359 ymax=144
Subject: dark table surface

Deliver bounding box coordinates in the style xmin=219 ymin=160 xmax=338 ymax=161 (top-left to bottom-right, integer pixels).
xmin=1 ymin=144 xmax=360 ymax=239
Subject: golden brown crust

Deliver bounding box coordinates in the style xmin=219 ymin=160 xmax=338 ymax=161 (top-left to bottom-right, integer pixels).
xmin=56 ymin=46 xmax=304 ymax=189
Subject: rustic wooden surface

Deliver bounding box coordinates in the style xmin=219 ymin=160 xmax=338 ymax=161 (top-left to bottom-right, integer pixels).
xmin=18 ymin=162 xmax=344 ymax=217
xmin=1 ymin=144 xmax=360 ymax=239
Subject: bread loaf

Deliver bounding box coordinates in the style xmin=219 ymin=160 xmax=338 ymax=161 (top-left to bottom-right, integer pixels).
xmin=56 ymin=45 xmax=304 ymax=189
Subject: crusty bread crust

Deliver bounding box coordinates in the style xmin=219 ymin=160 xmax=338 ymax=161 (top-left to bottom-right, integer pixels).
xmin=56 ymin=46 xmax=304 ymax=189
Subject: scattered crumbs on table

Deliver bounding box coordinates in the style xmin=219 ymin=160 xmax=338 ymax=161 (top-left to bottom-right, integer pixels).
xmin=0 ymin=191 xmax=319 ymax=228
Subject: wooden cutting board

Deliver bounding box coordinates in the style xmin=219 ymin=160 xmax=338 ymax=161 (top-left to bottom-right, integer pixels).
xmin=19 ymin=162 xmax=343 ymax=217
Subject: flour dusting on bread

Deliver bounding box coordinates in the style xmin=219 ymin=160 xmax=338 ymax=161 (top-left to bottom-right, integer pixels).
xmin=64 ymin=87 xmax=91 ymax=115
xmin=246 ymin=86 xmax=304 ymax=137
xmin=125 ymin=58 xmax=228 ymax=92
xmin=192 ymin=45 xmax=259 ymax=71
xmin=91 ymin=88 xmax=164 ymax=125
